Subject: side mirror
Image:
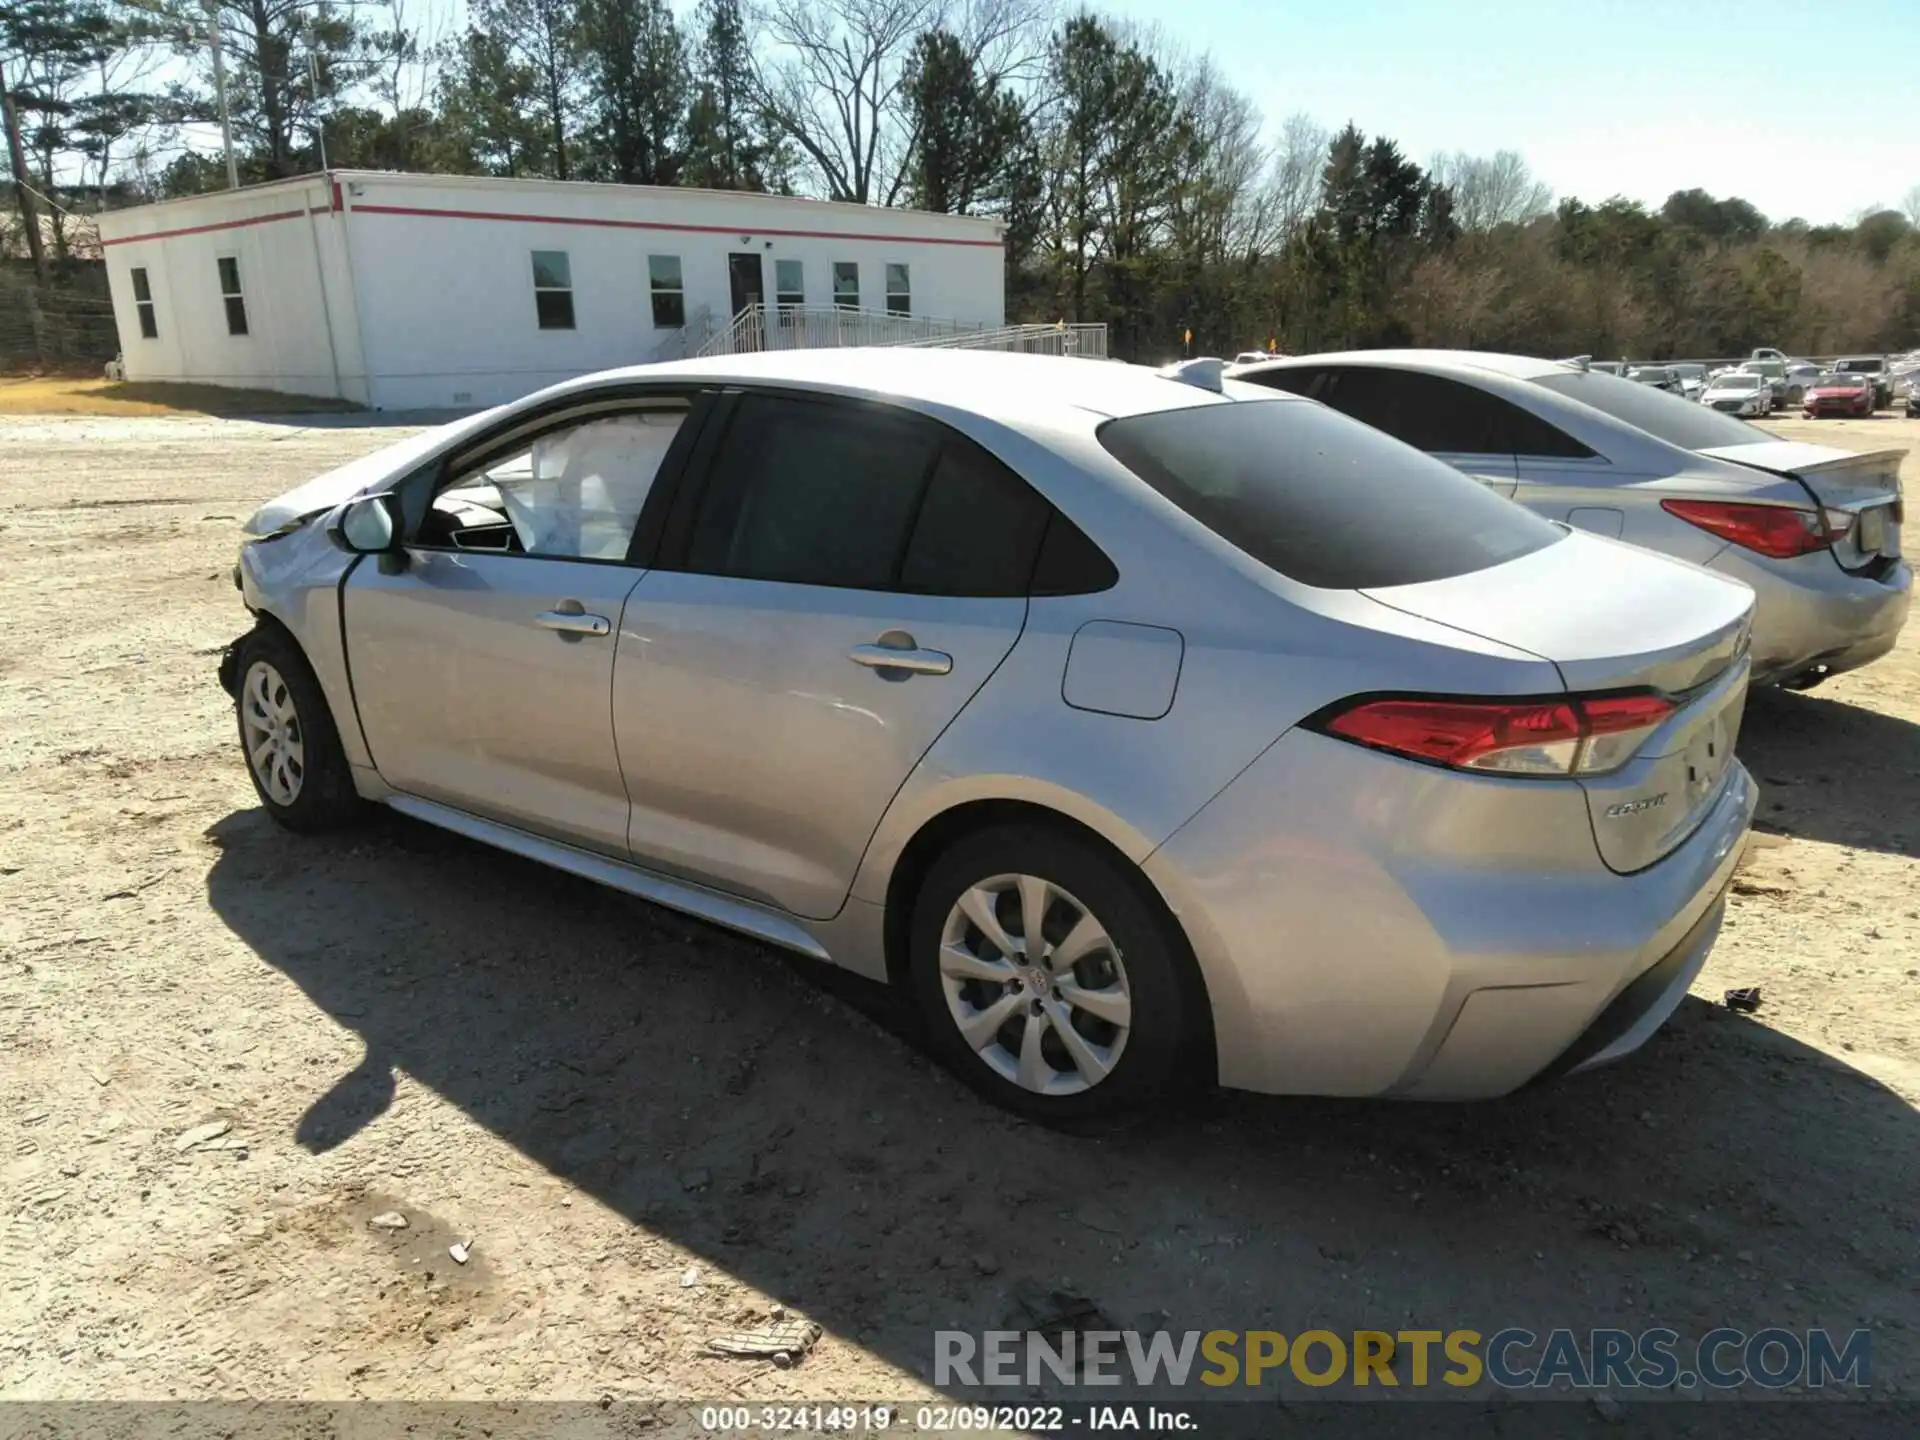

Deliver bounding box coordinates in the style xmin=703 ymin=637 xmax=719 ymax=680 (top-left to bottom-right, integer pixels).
xmin=327 ymin=492 xmax=404 ymax=555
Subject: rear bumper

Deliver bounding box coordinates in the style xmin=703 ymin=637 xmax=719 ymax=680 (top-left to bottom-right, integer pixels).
xmin=1708 ymin=549 xmax=1911 ymax=683
xmin=1144 ymin=730 xmax=1757 ymax=1101
xmin=1535 ymin=881 xmax=1726 ymax=1080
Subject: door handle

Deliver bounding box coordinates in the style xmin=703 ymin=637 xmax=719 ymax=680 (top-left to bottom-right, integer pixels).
xmin=535 ymin=608 xmax=612 ymax=637
xmin=849 ymin=641 xmax=952 ymax=676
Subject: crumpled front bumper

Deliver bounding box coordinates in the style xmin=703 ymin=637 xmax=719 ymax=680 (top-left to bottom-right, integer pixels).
xmin=217 ymin=637 xmax=244 ymax=698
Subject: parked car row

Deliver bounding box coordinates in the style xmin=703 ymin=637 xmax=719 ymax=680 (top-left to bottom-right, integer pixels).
xmin=216 ymin=344 xmax=1908 ymax=1126
xmin=1686 ymin=353 xmax=1908 ymax=417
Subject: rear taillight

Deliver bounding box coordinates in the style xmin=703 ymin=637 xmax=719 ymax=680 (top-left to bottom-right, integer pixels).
xmin=1316 ymin=692 xmax=1676 ymax=777
xmin=1660 ymin=498 xmax=1841 ymax=558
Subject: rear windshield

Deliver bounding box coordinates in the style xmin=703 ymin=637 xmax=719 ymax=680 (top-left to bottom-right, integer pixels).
xmin=1532 ymin=369 xmax=1764 ymax=450
xmin=1837 ymin=359 xmax=1883 ymax=373
xmin=1097 ymin=398 xmax=1563 ymax=590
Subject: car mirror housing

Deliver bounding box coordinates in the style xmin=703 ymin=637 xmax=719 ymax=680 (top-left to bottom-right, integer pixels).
xmin=328 ymin=493 xmax=404 ymax=556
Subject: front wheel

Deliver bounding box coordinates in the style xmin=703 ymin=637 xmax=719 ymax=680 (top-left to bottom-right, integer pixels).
xmin=906 ymin=824 xmax=1208 ymax=1127
xmin=234 ymin=626 xmax=368 ymax=833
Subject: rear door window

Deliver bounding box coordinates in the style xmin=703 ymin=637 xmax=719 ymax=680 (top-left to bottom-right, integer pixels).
xmin=679 ymin=392 xmax=1097 ymax=596
xmin=1530 ymin=369 xmax=1766 ymax=450
xmin=897 ymin=437 xmax=1052 ymax=596
xmin=1241 ymin=366 xmax=1593 ymax=459
xmin=686 ymin=394 xmax=940 ymax=588
xmin=1097 ymin=398 xmax=1563 ymax=590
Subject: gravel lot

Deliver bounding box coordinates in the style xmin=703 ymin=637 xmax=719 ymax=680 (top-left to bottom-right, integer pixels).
xmin=2 ymin=408 xmax=1917 ymax=1408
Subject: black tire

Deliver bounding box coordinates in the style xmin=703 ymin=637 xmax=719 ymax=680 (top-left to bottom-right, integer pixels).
xmin=905 ymin=823 xmax=1208 ymax=1128
xmin=233 ymin=624 xmax=369 ymax=834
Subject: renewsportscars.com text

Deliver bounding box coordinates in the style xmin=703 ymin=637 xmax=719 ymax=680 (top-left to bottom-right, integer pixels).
xmin=935 ymin=1327 xmax=1871 ymax=1391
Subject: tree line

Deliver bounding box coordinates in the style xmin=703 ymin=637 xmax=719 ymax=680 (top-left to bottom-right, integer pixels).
xmin=5 ymin=0 xmax=1919 ymax=361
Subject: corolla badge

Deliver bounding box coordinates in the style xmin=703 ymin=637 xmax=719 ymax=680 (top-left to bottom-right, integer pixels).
xmin=1606 ymin=794 xmax=1668 ymax=818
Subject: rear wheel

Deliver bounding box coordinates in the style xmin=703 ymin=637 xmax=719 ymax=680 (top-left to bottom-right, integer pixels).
xmin=906 ymin=824 xmax=1206 ymax=1127
xmin=235 ymin=626 xmax=368 ymax=833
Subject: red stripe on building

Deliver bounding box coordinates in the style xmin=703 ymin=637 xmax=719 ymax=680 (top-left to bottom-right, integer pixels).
xmin=99 ymin=206 xmax=310 ymax=247
xmin=349 ymin=202 xmax=1005 ymax=248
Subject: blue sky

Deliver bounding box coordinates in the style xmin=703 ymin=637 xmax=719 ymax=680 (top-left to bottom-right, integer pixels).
xmin=1110 ymin=0 xmax=1917 ymax=224
xmin=409 ymin=0 xmax=1914 ymax=225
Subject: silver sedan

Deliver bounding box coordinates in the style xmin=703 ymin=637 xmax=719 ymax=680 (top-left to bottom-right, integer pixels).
xmin=221 ymin=350 xmax=1756 ymax=1123
xmin=1228 ymin=350 xmax=1910 ymax=689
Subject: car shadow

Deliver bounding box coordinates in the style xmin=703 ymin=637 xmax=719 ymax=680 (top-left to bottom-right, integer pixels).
xmin=1738 ymin=686 xmax=1920 ymax=859
xmin=202 ymin=806 xmax=1920 ymax=1401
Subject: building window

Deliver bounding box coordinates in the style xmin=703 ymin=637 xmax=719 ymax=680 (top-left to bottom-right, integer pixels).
xmin=648 ymin=254 xmax=685 ymax=328
xmin=833 ymin=261 xmax=859 ymax=310
xmin=130 ymin=267 xmax=158 ymax=339
xmin=775 ymin=259 xmax=804 ymax=309
xmin=531 ymin=250 xmax=575 ymax=330
xmin=216 ymin=256 xmax=248 ymax=336
xmin=885 ymin=263 xmax=910 ymax=317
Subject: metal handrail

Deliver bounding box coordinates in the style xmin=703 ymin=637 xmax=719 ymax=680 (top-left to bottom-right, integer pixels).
xmin=898 ymin=323 xmax=1109 ymax=358
xmin=691 ymin=303 xmax=1108 ymax=360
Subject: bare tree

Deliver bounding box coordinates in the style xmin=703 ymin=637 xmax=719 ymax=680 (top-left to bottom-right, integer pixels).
xmin=1265 ymin=111 xmax=1326 ymax=243
xmin=1903 ymin=183 xmax=1920 ymax=229
xmin=369 ymin=0 xmax=446 ymax=118
xmin=1171 ymin=57 xmax=1272 ymax=264
xmin=1430 ymin=148 xmax=1552 ymax=231
xmin=749 ymin=0 xmax=1045 ymax=205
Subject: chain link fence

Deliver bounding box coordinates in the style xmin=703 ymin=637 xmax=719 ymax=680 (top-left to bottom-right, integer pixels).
xmin=1 ymin=261 xmax=121 ymax=372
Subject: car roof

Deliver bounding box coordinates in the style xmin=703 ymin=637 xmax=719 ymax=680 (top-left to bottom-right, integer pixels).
xmin=1228 ymin=348 xmax=1575 ymax=383
xmin=569 ymin=348 xmax=1269 ymax=422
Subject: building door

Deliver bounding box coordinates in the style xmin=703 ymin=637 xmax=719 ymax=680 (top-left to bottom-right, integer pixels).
xmin=727 ymin=252 xmax=766 ymax=349
xmin=728 ymin=253 xmax=765 ymax=317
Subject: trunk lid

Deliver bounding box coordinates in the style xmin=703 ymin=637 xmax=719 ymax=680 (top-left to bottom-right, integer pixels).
xmin=1696 ymin=439 xmax=1906 ymax=573
xmin=1361 ymin=529 xmax=1754 ymax=693
xmin=1361 ymin=530 xmax=1755 ymax=872
xmin=1576 ymin=654 xmax=1748 ymax=873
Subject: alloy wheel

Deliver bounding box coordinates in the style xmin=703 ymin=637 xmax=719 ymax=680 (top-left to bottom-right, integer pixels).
xmin=938 ymin=873 xmax=1132 ymax=1096
xmin=242 ymin=660 xmax=306 ymax=806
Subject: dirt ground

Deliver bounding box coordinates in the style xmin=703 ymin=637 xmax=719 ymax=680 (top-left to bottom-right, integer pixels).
xmin=0 ymin=375 xmax=360 ymax=419
xmin=1 ymin=405 xmax=1917 ymax=1411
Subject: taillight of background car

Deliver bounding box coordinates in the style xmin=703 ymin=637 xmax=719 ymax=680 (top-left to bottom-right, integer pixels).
xmin=1659 ymin=499 xmax=1851 ymax=559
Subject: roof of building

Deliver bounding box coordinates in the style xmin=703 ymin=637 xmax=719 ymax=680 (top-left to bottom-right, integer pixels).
xmin=94 ymin=168 xmax=1000 ymax=241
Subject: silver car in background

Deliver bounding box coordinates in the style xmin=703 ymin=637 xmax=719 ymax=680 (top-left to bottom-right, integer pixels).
xmin=1667 ymin=363 xmax=1708 ymax=401
xmin=1229 ymin=350 xmax=1910 ymax=689
xmin=1627 ymin=364 xmax=1684 ymax=395
xmin=1700 ymin=372 xmax=1772 ymax=417
xmin=220 ymin=350 xmax=1757 ymax=1123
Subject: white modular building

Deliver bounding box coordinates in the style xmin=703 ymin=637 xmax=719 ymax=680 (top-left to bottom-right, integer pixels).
xmin=95 ymin=170 xmax=1007 ymax=410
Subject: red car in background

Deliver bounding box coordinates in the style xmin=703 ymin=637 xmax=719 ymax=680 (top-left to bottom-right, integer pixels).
xmin=1803 ymin=373 xmax=1875 ymax=418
